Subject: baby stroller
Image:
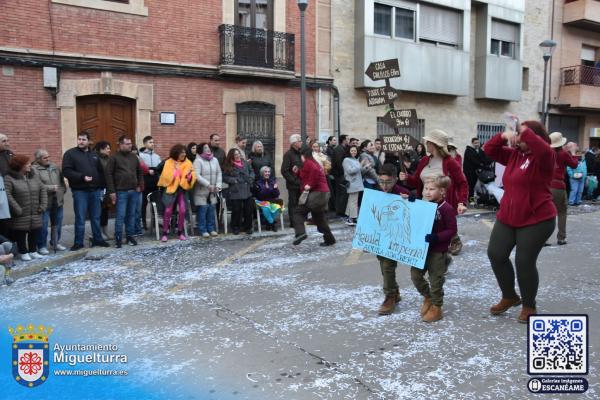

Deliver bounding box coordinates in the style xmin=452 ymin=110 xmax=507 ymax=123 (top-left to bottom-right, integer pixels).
xmin=474 ymin=164 xmax=503 ymax=208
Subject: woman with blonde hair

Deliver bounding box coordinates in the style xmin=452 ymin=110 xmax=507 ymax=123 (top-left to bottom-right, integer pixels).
xmin=157 ymin=144 xmax=197 ymax=242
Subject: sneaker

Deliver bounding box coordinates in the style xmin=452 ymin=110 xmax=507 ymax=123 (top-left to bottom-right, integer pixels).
xmin=160 ymin=234 xmax=168 ymax=242
xmin=38 ymin=247 xmax=50 ymax=255
xmin=30 ymin=252 xmax=45 ymax=259
xmin=557 ymin=240 xmax=567 ymax=245
xmin=210 ymin=231 xmax=218 ymax=237
xmin=55 ymin=244 xmax=67 ymax=251
xmin=344 ymin=218 xmax=354 ymax=226
xmin=126 ymin=237 xmax=138 ymax=246
xmin=20 ymin=253 xmax=32 ymax=261
xmin=115 ymin=241 xmax=122 ymax=249
xmin=70 ymin=244 xmax=84 ymax=251
xmin=319 ymin=240 xmax=336 ymax=247
xmin=178 ymin=234 xmax=187 ymax=241
xmin=202 ymin=232 xmax=210 ymax=238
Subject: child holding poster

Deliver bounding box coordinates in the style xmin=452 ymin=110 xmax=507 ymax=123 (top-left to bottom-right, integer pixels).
xmin=411 ymin=175 xmax=457 ymax=322
xmin=375 ymin=164 xmax=410 ymax=315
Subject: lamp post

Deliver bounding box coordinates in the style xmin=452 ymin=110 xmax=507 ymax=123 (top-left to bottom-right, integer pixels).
xmin=539 ymin=39 xmax=557 ymax=127
xmin=298 ymin=0 xmax=308 ymax=143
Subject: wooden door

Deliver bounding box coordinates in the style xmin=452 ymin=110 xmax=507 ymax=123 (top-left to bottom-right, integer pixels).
xmin=77 ymin=95 xmax=135 ymax=150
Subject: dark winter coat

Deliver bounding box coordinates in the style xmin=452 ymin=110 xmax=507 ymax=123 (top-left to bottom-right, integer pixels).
xmin=331 ymin=145 xmax=348 ymax=177
xmin=31 ymin=162 xmax=67 ymax=207
xmin=248 ymin=152 xmax=275 ymax=179
xmin=0 ymin=150 xmax=13 ymax=177
xmin=105 ymin=151 xmax=143 ymax=193
xmin=281 ymin=147 xmax=303 ymax=190
xmin=4 ymin=170 xmax=48 ymax=231
xmin=253 ymin=177 xmax=280 ymax=201
xmin=463 ymin=145 xmax=491 ymax=181
xmin=223 ymin=162 xmax=255 ymax=200
xmin=62 ymin=147 xmax=105 ymax=190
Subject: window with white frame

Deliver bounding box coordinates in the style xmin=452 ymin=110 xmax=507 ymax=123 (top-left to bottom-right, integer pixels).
xmin=490 ymin=19 xmax=519 ymax=58
xmin=419 ymin=3 xmax=462 ymax=48
xmin=373 ymin=1 xmax=416 ymax=41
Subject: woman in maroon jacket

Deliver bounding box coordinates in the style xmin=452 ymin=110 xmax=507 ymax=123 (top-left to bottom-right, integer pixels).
xmin=399 ymin=129 xmax=468 ymax=254
xmin=548 ymin=132 xmax=578 ymax=245
xmin=484 ymin=120 xmax=556 ymax=323
xmin=292 ymin=148 xmax=335 ymax=247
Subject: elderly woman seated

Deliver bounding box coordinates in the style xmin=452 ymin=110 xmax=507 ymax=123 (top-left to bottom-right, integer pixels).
xmin=252 ymin=166 xmax=284 ymax=232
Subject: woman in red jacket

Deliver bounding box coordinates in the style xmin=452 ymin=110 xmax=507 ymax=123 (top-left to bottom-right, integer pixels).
xmin=548 ymin=132 xmax=578 ymax=245
xmin=399 ymin=129 xmax=468 ymax=254
xmin=484 ymin=120 xmax=556 ymax=323
xmin=292 ymin=148 xmax=335 ymax=247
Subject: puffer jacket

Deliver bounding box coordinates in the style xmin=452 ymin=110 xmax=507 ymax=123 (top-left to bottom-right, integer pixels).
xmin=32 ymin=162 xmax=67 ymax=207
xmin=193 ymin=156 xmax=222 ymax=205
xmin=4 ymin=170 xmax=48 ymax=231
xmin=223 ymin=162 xmax=255 ymax=200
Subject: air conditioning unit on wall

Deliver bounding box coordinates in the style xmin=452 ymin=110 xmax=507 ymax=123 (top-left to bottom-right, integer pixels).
xmin=591 ymin=128 xmax=600 ymax=138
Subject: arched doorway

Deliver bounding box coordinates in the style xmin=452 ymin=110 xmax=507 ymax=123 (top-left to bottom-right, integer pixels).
xmin=76 ymin=95 xmax=136 ymax=150
xmin=237 ymin=101 xmax=275 ymax=159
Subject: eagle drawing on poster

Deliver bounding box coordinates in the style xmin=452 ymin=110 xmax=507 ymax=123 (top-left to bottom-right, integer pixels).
xmin=371 ymin=198 xmax=411 ymax=244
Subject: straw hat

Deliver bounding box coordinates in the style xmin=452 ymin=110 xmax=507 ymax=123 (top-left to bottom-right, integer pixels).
xmin=549 ymin=132 xmax=567 ymax=148
xmin=423 ymin=129 xmax=449 ymax=149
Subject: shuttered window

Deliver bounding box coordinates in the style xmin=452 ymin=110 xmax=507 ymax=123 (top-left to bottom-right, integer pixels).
xmin=490 ymin=19 xmax=519 ymax=58
xmin=419 ymin=3 xmax=461 ymax=47
xmin=581 ymin=46 xmax=596 ymax=62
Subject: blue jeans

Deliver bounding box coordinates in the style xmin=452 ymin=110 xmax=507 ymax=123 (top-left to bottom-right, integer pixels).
xmin=73 ymin=189 xmax=103 ymax=246
xmin=196 ymin=204 xmax=216 ymax=234
xmin=37 ymin=206 xmax=64 ymax=249
xmin=114 ymin=190 xmax=138 ymax=242
xmin=133 ymin=191 xmax=143 ymax=235
xmin=569 ymin=178 xmax=584 ymax=205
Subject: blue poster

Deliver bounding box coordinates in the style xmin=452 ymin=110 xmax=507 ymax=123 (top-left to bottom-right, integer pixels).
xmin=352 ymin=189 xmax=437 ymax=269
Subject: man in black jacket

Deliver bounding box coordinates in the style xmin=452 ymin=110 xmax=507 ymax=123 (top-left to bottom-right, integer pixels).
xmin=209 ymin=134 xmax=226 ymax=168
xmin=0 ymin=133 xmax=13 ymax=177
xmin=62 ymin=131 xmax=109 ymax=250
xmin=330 ymin=135 xmax=349 ymax=216
xmin=281 ymin=134 xmax=303 ymax=223
xmin=106 ymin=135 xmax=142 ymax=248
xmin=463 ymin=137 xmax=491 ymax=198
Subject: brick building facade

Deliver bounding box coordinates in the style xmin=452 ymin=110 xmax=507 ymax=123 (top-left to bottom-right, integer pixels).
xmin=0 ymin=0 xmax=336 ymax=173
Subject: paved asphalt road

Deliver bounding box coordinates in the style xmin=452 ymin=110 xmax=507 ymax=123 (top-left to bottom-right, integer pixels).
xmin=1 ymin=206 xmax=598 ymax=399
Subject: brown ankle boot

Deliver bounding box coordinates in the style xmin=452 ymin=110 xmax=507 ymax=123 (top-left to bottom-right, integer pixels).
xmin=490 ymin=296 xmax=522 ymax=315
xmin=422 ymin=304 xmax=443 ymax=322
xmin=420 ymin=297 xmax=432 ymax=317
xmin=378 ymin=294 xmax=399 ymax=315
xmin=517 ymin=306 xmax=537 ymax=323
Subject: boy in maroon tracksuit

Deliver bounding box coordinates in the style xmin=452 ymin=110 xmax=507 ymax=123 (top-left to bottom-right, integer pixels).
xmin=411 ymin=175 xmax=457 ymax=322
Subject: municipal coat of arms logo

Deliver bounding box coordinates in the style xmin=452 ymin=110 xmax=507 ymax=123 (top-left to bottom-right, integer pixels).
xmin=8 ymin=324 xmax=53 ymax=388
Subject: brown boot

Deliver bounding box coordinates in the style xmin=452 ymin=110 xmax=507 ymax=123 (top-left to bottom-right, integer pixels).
xmin=420 ymin=297 xmax=432 ymax=317
xmin=517 ymin=306 xmax=537 ymax=324
xmin=422 ymin=304 xmax=443 ymax=322
xmin=378 ymin=294 xmax=399 ymax=315
xmin=490 ymin=296 xmax=522 ymax=315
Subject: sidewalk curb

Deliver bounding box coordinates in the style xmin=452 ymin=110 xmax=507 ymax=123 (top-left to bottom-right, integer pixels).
xmin=7 ymin=250 xmax=89 ymax=282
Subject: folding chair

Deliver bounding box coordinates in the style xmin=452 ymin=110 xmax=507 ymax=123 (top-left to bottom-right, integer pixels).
xmin=148 ymin=190 xmax=190 ymax=240
xmin=255 ymin=200 xmax=285 ymax=233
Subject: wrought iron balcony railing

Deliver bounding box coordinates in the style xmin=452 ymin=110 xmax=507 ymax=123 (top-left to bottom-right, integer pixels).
xmin=561 ymin=65 xmax=600 ymax=87
xmin=219 ymin=24 xmax=295 ymax=71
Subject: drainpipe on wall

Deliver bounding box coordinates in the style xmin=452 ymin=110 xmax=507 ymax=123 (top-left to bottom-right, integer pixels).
xmin=331 ymin=85 xmax=341 ymax=138
xmin=548 ymin=0 xmax=556 ymax=120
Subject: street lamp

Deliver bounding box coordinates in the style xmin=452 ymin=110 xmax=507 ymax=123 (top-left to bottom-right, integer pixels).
xmin=539 ymin=39 xmax=557 ymax=127
xmin=298 ymin=0 xmax=308 ymax=143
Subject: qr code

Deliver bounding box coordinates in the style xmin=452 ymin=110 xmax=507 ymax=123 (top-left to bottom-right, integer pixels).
xmin=528 ymin=315 xmax=588 ymax=375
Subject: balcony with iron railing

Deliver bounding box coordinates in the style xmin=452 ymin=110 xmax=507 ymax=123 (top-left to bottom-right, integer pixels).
xmin=563 ymin=0 xmax=600 ymax=32
xmin=560 ymin=65 xmax=600 ymax=109
xmin=218 ymin=24 xmax=295 ymax=79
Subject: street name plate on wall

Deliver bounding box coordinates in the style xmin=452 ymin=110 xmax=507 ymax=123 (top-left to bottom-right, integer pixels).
xmin=160 ymin=112 xmax=176 ymax=125
xmin=365 ymin=86 xmax=399 ymax=107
